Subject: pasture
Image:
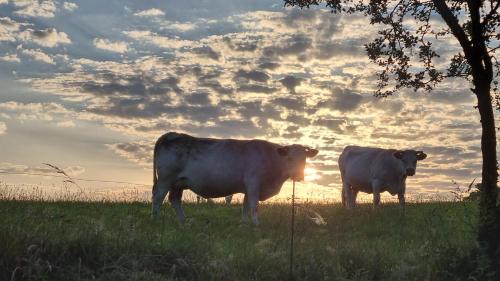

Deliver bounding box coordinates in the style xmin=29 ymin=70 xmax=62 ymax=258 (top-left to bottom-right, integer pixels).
xmin=0 ymin=197 xmax=478 ymax=281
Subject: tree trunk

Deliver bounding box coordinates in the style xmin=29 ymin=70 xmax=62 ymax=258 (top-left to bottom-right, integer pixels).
xmin=475 ymin=80 xmax=500 ymax=273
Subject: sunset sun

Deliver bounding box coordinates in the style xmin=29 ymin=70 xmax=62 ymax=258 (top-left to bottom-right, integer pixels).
xmin=304 ymin=166 xmax=321 ymax=182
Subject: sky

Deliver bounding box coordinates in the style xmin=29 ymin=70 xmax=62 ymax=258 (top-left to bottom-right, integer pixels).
xmin=0 ymin=0 xmax=496 ymax=202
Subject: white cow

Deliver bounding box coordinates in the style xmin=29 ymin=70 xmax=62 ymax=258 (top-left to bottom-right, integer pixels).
xmin=152 ymin=132 xmax=318 ymax=224
xmin=338 ymin=146 xmax=427 ymax=208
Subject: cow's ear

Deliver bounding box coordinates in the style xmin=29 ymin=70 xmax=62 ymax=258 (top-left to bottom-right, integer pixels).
xmin=277 ymin=146 xmax=289 ymax=156
xmin=416 ymin=151 xmax=427 ymax=160
xmin=393 ymin=151 xmax=404 ymax=159
xmin=305 ymin=148 xmax=318 ymax=158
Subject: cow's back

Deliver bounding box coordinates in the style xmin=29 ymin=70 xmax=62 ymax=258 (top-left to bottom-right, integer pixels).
xmin=154 ymin=133 xmax=285 ymax=198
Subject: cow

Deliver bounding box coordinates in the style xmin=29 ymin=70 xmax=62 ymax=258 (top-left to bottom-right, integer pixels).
xmin=338 ymin=146 xmax=427 ymax=209
xmin=152 ymin=132 xmax=318 ymax=225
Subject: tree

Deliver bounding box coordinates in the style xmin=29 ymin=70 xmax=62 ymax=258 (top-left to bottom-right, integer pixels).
xmin=284 ymin=0 xmax=499 ymax=276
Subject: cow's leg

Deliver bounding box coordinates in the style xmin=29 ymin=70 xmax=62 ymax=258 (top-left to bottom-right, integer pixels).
xmin=398 ymin=182 xmax=406 ymax=215
xmin=351 ymin=189 xmax=359 ymax=207
xmin=241 ymin=194 xmax=250 ymax=222
xmin=152 ymin=178 xmax=171 ymax=217
xmin=246 ymin=186 xmax=260 ymax=225
xmin=398 ymin=192 xmax=406 ymax=215
xmin=371 ymin=179 xmax=382 ymax=207
xmin=341 ymin=184 xmax=347 ymax=207
xmin=342 ymin=183 xmax=353 ymax=209
xmin=398 ymin=192 xmax=405 ymax=207
xmin=168 ymin=188 xmax=185 ymax=222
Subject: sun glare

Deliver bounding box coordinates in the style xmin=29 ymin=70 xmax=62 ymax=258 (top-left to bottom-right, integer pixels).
xmin=304 ymin=167 xmax=321 ymax=181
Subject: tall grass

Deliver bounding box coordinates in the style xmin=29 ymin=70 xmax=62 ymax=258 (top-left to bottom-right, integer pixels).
xmin=0 ymin=183 xmax=480 ymax=281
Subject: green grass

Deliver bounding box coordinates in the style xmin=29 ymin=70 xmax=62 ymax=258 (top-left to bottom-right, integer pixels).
xmin=0 ymin=199 xmax=479 ymax=281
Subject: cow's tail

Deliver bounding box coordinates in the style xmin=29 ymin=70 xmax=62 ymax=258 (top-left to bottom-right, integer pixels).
xmin=152 ymin=132 xmax=182 ymax=194
xmin=152 ymin=137 xmax=160 ymax=194
xmin=338 ymin=147 xmax=350 ymax=182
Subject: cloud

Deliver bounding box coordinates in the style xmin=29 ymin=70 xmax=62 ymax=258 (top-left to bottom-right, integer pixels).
xmin=317 ymin=88 xmax=364 ymax=112
xmin=19 ymin=28 xmax=71 ymax=47
xmin=56 ymin=120 xmax=75 ymax=128
xmin=4 ymin=6 xmax=483 ymax=196
xmin=281 ymin=125 xmax=302 ymax=138
xmin=107 ymin=141 xmax=152 ymax=166
xmin=273 ymin=96 xmax=305 ymax=111
xmin=62 ymin=2 xmax=78 ymax=11
xmin=93 ymin=38 xmax=129 ymax=53
xmin=0 ymin=54 xmax=20 ymax=63
xmin=425 ymin=89 xmax=474 ymax=104
xmin=161 ymin=21 xmax=198 ymax=32
xmin=280 ymin=75 xmax=304 ymax=93
xmin=0 ymin=102 xmax=70 ymax=121
xmin=237 ymin=84 xmax=279 ymax=94
xmin=123 ymin=30 xmax=195 ymax=49
xmin=314 ymin=41 xmax=363 ymax=60
xmin=262 ymin=34 xmax=313 ymax=58
xmin=20 ymin=48 xmax=55 ymax=64
xmin=134 ymin=8 xmax=165 ymax=17
xmin=0 ymin=122 xmax=6 ymax=134
xmin=0 ymin=162 xmax=85 ymax=177
xmin=258 ymin=62 xmax=280 ymax=70
xmin=13 ymin=0 xmax=57 ymax=18
xmin=184 ymin=92 xmax=211 ymax=105
xmin=0 ymin=101 xmax=68 ymax=113
xmin=234 ymin=69 xmax=270 ymax=82
xmin=0 ymin=17 xmax=23 ymax=42
xmin=191 ymin=46 xmax=220 ymax=60
xmin=223 ymin=36 xmax=259 ymax=52
xmin=313 ymin=118 xmax=346 ymax=132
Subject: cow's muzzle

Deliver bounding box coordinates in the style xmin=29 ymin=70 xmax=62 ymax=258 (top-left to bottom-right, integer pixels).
xmin=406 ymin=168 xmax=415 ymax=176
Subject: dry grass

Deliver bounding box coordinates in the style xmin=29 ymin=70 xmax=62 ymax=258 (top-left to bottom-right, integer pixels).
xmin=0 ymin=182 xmax=482 ymax=281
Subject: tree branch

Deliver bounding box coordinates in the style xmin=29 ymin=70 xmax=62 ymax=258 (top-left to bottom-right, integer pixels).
xmin=432 ymin=0 xmax=473 ymax=59
xmin=482 ymin=0 xmax=500 ymax=25
xmin=468 ymin=0 xmax=494 ymax=81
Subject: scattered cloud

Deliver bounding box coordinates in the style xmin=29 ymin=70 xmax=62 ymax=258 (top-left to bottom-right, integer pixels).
xmin=280 ymin=75 xmax=304 ymax=93
xmin=93 ymin=38 xmax=129 ymax=53
xmin=134 ymin=8 xmax=165 ymax=17
xmin=0 ymin=102 xmax=71 ymax=121
xmin=0 ymin=3 xmax=485 ymax=196
xmin=0 ymin=162 xmax=85 ymax=177
xmin=20 ymin=48 xmax=55 ymax=64
xmin=13 ymin=0 xmax=58 ymax=18
xmin=0 ymin=122 xmax=6 ymax=134
xmin=191 ymin=46 xmax=220 ymax=60
xmin=19 ymin=28 xmax=71 ymax=47
xmin=62 ymin=2 xmax=78 ymax=11
xmin=234 ymin=69 xmax=270 ymax=83
xmin=56 ymin=120 xmax=75 ymax=128
xmin=107 ymin=141 xmax=152 ymax=166
xmin=0 ymin=54 xmax=21 ymax=63
xmin=123 ymin=30 xmax=195 ymax=49
xmin=0 ymin=17 xmax=23 ymax=42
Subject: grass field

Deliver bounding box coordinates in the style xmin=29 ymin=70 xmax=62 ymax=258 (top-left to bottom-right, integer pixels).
xmin=0 ymin=198 xmax=480 ymax=281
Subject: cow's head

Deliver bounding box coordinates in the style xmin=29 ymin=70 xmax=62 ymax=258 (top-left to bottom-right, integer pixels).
xmin=393 ymin=150 xmax=427 ymax=176
xmin=277 ymin=145 xmax=319 ymax=181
